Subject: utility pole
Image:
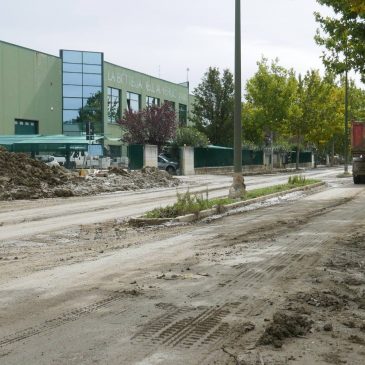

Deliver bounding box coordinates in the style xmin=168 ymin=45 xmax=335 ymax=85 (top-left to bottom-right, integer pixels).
xmin=344 ymin=68 xmax=349 ymax=173
xmin=229 ymin=0 xmax=246 ymax=198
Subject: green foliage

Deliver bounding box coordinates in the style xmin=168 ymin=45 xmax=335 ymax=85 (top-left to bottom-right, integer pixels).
xmin=244 ymin=58 xmax=298 ymax=145
xmin=288 ymin=175 xmax=306 ymax=185
xmin=243 ymin=179 xmax=319 ymax=200
xmin=315 ymin=0 xmax=365 ymax=81
xmin=243 ymin=56 xmax=365 ymax=157
xmin=172 ymin=126 xmax=209 ymax=147
xmin=192 ymin=67 xmax=234 ymax=146
xmin=145 ymin=190 xmax=233 ymax=218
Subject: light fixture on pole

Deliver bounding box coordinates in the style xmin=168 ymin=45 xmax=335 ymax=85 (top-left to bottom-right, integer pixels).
xmin=229 ymin=0 xmax=246 ymax=198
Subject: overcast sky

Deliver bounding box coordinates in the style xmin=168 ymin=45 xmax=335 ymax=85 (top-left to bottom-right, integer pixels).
xmin=0 ymin=0 xmax=340 ymax=91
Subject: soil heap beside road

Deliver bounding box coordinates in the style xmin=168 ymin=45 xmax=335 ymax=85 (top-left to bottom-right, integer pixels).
xmin=0 ymin=147 xmax=179 ymax=200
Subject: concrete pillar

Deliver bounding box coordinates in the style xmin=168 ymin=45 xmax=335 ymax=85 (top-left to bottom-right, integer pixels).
xmin=180 ymin=146 xmax=195 ymax=175
xmin=144 ymin=144 xmax=158 ymax=168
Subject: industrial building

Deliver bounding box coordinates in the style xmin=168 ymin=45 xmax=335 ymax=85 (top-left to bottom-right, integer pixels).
xmin=0 ymin=40 xmax=193 ymax=157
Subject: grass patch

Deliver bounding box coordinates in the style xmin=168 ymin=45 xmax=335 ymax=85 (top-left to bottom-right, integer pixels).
xmin=244 ymin=178 xmax=318 ymax=200
xmin=145 ymin=176 xmax=320 ymax=219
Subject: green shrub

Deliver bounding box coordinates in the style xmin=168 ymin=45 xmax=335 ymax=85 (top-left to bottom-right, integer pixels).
xmin=288 ymin=175 xmax=306 ymax=185
xmin=172 ymin=127 xmax=209 ymax=147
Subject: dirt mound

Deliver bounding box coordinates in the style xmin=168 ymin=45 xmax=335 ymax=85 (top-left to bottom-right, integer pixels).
xmin=0 ymin=149 xmax=180 ymax=200
xmin=0 ymin=148 xmax=74 ymax=200
xmin=258 ymin=311 xmax=312 ymax=348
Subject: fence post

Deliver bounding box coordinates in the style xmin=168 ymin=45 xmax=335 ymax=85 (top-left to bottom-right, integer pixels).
xmin=180 ymin=146 xmax=195 ymax=175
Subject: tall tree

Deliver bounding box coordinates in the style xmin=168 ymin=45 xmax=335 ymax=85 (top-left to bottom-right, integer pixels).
xmin=191 ymin=67 xmax=234 ymax=146
xmin=244 ymin=58 xmax=297 ymax=166
xmin=304 ymin=73 xmax=344 ymax=160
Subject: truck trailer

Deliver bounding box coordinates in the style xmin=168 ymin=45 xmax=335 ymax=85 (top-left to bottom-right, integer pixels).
xmin=352 ymin=121 xmax=365 ymax=184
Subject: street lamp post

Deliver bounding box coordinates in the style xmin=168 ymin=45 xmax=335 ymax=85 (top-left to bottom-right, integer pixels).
xmin=229 ymin=0 xmax=246 ymax=198
xmin=344 ymin=69 xmax=349 ymax=174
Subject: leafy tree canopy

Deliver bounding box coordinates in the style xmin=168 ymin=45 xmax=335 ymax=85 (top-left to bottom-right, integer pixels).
xmin=172 ymin=127 xmax=209 ymax=148
xmin=118 ymin=103 xmax=176 ymax=148
xmin=315 ymin=0 xmax=365 ymax=80
xmin=244 ymin=58 xmax=297 ymax=144
xmin=191 ymin=67 xmax=234 ymax=146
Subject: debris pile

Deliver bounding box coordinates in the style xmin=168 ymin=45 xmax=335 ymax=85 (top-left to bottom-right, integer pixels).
xmin=0 ymin=148 xmax=180 ymax=200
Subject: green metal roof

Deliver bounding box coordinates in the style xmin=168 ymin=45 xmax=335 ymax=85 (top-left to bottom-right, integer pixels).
xmin=0 ymin=134 xmax=102 ymax=145
xmin=0 ymin=135 xmax=41 ymax=145
xmin=0 ymin=135 xmax=104 ymax=153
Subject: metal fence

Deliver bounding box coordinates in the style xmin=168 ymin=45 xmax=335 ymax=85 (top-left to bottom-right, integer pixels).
xmin=128 ymin=144 xmax=144 ymax=170
xmin=194 ymin=146 xmax=263 ymax=168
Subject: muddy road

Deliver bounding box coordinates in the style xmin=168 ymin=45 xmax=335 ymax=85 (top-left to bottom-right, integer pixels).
xmin=1 ymin=173 xmax=365 ymax=364
xmin=0 ymin=167 xmax=344 ymax=241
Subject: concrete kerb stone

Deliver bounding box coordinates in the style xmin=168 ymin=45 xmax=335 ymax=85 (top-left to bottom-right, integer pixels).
xmin=128 ymin=181 xmax=325 ymax=227
xmin=129 ymin=217 xmax=171 ymax=227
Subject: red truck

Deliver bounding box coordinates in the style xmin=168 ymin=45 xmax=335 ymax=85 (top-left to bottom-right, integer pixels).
xmin=352 ymin=121 xmax=365 ymax=184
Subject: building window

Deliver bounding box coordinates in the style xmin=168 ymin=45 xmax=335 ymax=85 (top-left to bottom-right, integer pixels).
xmin=61 ymin=50 xmax=103 ymax=136
xmin=15 ymin=119 xmax=39 ymax=135
xmin=126 ymin=92 xmax=141 ymax=112
xmin=179 ymin=103 xmax=187 ymax=126
xmin=146 ymin=96 xmax=160 ymax=107
xmin=107 ymin=87 xmax=121 ymax=123
xmin=164 ymin=100 xmax=175 ymax=111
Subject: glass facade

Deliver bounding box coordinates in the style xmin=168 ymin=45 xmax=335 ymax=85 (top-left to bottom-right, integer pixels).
xmin=107 ymin=87 xmax=121 ymax=123
xmin=146 ymin=96 xmax=160 ymax=107
xmin=61 ymin=50 xmax=103 ymax=136
xmin=126 ymin=92 xmax=141 ymax=112
xmin=179 ymin=103 xmax=187 ymax=126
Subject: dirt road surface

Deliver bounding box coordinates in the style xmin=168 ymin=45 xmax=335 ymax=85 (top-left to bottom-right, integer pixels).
xmin=1 ymin=173 xmax=365 ymax=364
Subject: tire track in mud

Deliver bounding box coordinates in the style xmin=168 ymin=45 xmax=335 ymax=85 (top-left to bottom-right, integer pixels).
xmin=132 ymin=304 xmax=236 ymax=349
xmin=129 ymin=242 xmax=323 ymax=353
xmin=0 ymin=289 xmax=139 ymax=348
xmin=128 ymin=197 xmax=358 ymax=357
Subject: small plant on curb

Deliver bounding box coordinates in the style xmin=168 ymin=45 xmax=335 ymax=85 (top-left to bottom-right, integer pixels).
xmin=288 ymin=175 xmax=306 ymax=185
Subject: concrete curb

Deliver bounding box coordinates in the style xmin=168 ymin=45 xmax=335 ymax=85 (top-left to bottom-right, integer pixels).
xmin=129 ymin=181 xmax=325 ymax=226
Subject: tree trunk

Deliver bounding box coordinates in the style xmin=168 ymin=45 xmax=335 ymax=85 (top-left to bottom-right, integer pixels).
xmin=270 ymin=131 xmax=274 ymax=170
xmin=296 ymin=136 xmax=300 ymax=170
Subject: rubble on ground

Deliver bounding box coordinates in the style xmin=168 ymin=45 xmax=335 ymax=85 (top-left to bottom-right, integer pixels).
xmin=0 ymin=147 xmax=180 ymax=200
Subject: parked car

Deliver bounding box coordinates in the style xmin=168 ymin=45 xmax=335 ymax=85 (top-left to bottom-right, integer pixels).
xmin=36 ymin=154 xmax=66 ymax=166
xmin=158 ymin=154 xmax=179 ymax=175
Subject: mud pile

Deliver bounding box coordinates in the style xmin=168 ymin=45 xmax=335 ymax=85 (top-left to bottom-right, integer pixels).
xmin=258 ymin=311 xmax=313 ymax=348
xmin=0 ymin=147 xmax=74 ymax=200
xmin=0 ymin=148 xmax=180 ymax=200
